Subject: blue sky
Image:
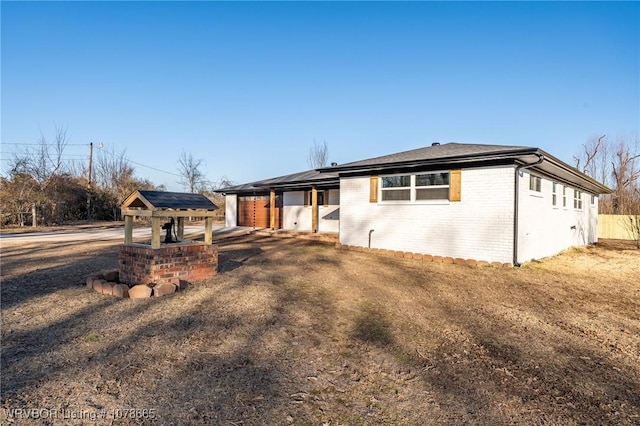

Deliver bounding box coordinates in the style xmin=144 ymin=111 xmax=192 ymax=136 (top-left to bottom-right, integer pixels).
xmin=2 ymin=1 xmax=638 ymax=191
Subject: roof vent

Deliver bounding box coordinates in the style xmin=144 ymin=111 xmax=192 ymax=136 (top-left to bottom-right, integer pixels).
xmin=431 ymin=142 xmax=440 ymax=146
xmin=331 ymin=162 xmax=338 ymax=167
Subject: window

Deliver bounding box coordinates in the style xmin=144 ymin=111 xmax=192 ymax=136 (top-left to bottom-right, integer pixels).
xmin=529 ymin=175 xmax=542 ymax=192
xmin=591 ymin=195 xmax=596 ymax=206
xmin=552 ymin=182 xmax=558 ymax=206
xmin=415 ymin=172 xmax=450 ymax=200
xmin=562 ymin=186 xmax=567 ymax=207
xmin=380 ymin=172 xmax=450 ymax=202
xmin=574 ymin=190 xmax=583 ymax=210
xmin=304 ymin=190 xmax=325 ymax=206
xmin=381 ymin=175 xmax=411 ymax=201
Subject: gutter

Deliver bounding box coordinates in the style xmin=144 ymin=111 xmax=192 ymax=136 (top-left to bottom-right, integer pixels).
xmin=513 ymin=153 xmax=545 ymax=267
xmin=317 ymin=148 xmax=539 ymax=174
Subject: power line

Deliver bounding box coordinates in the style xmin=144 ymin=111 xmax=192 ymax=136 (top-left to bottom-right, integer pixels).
xmin=0 ymin=156 xmax=87 ymax=161
xmin=0 ymin=142 xmax=89 ymax=146
xmin=96 ymin=146 xmax=182 ymax=178
xmin=1 ymin=141 xmax=182 ymax=179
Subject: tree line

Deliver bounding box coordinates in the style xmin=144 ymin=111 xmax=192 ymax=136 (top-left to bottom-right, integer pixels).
xmin=2 ymin=128 xmax=637 ymax=228
xmin=0 ymin=126 xmax=232 ymax=227
xmin=573 ymin=133 xmax=640 ymax=215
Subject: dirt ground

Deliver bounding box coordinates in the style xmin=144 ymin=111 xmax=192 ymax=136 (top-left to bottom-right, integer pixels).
xmin=1 ymin=233 xmax=639 ymax=425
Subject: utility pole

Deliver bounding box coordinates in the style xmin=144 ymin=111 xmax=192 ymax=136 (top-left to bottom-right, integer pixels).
xmin=88 ymin=142 xmax=94 ymax=187
xmin=87 ymin=142 xmax=94 ymax=222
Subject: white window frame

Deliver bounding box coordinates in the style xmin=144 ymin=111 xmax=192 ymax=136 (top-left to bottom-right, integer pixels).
xmin=574 ymin=190 xmax=583 ymax=210
xmin=379 ymin=171 xmax=450 ymax=203
xmin=529 ymin=174 xmax=542 ymax=192
xmin=562 ymin=186 xmax=567 ymax=208
xmin=380 ymin=174 xmax=412 ymax=202
xmin=414 ymin=172 xmax=450 ymax=201
xmin=552 ymin=182 xmax=558 ymax=206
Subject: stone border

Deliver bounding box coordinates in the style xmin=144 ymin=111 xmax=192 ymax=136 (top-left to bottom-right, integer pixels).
xmin=335 ymin=243 xmax=512 ymax=268
xmin=86 ymin=270 xmax=186 ymax=299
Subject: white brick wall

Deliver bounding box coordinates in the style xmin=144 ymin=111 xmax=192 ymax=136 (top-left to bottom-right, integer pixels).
xmin=339 ymin=166 xmax=516 ymax=263
xmin=225 ymin=194 xmax=237 ymax=227
xmin=517 ymin=171 xmax=598 ymax=262
xmin=283 ymin=190 xmax=340 ymax=233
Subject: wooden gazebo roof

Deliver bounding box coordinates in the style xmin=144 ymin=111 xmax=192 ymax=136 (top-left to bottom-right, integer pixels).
xmin=121 ymin=190 xmax=218 ymax=218
xmin=121 ymin=190 xmax=219 ymax=248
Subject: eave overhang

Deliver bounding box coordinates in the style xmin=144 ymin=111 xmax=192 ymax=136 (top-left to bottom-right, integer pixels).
xmin=320 ymin=148 xmax=612 ymax=195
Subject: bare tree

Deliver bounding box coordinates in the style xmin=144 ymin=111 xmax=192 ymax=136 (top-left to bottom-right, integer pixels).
xmin=574 ymin=134 xmax=609 ymax=182
xmin=574 ymin=133 xmax=640 ymax=214
xmin=4 ymin=125 xmax=73 ymax=225
xmin=610 ymin=137 xmax=640 ymax=214
xmin=307 ymin=140 xmax=329 ymax=169
xmin=177 ymin=150 xmax=208 ymax=193
xmin=200 ymin=175 xmax=236 ymax=217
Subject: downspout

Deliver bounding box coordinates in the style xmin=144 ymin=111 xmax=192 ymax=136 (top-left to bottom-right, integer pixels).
xmin=513 ymin=153 xmax=545 ymax=267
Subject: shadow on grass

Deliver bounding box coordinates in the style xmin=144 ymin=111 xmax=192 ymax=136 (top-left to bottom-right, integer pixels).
xmin=352 ymin=302 xmax=395 ymax=347
xmin=344 ymin=253 xmax=640 ymax=424
xmin=0 ymin=241 xmax=121 ymax=309
xmin=1 ymin=235 xmax=339 ymax=424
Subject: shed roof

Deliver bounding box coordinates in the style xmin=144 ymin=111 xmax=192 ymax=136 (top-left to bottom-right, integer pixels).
xmin=218 ymin=169 xmax=339 ymax=193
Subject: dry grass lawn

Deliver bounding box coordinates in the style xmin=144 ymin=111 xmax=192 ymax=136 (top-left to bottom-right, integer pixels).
xmin=1 ymin=232 xmax=639 ymax=425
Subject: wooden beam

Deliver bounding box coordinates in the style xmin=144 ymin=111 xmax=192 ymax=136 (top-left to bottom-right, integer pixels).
xmin=177 ymin=217 xmax=185 ymax=240
xmin=124 ymin=215 xmax=133 ymax=244
xmin=204 ymin=217 xmax=213 ymax=244
xmin=151 ymin=217 xmax=162 ymax=249
xmin=270 ymin=188 xmax=276 ymax=230
xmin=311 ymin=186 xmax=318 ymax=233
xmin=121 ymin=208 xmax=218 ymax=218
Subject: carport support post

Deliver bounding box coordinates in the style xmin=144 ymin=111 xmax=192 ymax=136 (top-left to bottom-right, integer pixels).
xmin=124 ymin=215 xmax=133 ymax=244
xmin=270 ymin=188 xmax=276 ymax=230
xmin=311 ymin=186 xmax=318 ymax=233
xmin=205 ymin=217 xmax=213 ymax=244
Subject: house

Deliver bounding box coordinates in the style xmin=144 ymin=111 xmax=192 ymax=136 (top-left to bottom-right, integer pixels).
xmin=219 ymin=143 xmax=611 ymax=266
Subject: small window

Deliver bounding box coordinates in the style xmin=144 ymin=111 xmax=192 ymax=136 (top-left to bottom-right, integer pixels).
xmin=305 ymin=190 xmax=325 ymax=206
xmin=574 ymin=190 xmax=583 ymax=210
xmin=415 ymin=172 xmax=450 ymax=201
xmin=591 ymin=195 xmax=596 ymax=206
xmin=381 ymin=175 xmax=411 ymax=201
xmin=562 ymin=186 xmax=567 ymax=207
xmin=552 ymin=182 xmax=557 ymax=206
xmin=529 ymin=175 xmax=542 ymax=192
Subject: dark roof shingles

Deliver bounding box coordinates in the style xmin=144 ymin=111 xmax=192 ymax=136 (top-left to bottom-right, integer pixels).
xmin=138 ymin=190 xmax=218 ymax=210
xmin=330 ymin=142 xmax=535 ymax=170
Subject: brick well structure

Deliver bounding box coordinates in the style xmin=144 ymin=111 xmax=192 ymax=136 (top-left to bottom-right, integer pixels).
xmin=118 ymin=190 xmax=220 ymax=288
xmin=119 ymin=243 xmax=218 ymax=286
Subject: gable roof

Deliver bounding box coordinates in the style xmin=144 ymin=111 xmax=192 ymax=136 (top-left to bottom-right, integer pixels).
xmin=122 ymin=190 xmax=218 ymax=210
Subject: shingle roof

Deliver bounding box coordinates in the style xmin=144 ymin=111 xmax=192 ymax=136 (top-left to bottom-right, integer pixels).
xmin=320 ymin=142 xmax=537 ymax=171
xmin=217 ymin=142 xmax=612 ymax=195
xmin=135 ymin=190 xmax=218 ymax=210
xmin=217 ymin=169 xmax=339 ymax=193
